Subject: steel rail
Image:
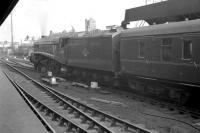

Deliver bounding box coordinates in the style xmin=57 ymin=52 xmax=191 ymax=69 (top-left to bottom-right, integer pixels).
xmin=9 ymin=58 xmax=34 ymax=67
xmin=3 ymin=61 xmax=121 ymax=133
xmin=3 ymin=71 xmax=56 ymax=133
xmin=2 ymin=58 xmax=200 ymax=132
xmin=0 ymin=58 xmax=34 ymax=71
xmin=4 ymin=71 xmax=88 ymax=133
xmin=3 ymin=58 xmax=158 ymax=133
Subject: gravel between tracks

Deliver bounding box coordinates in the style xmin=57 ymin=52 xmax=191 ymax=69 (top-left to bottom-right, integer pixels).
xmin=7 ymin=66 xmax=200 ymax=133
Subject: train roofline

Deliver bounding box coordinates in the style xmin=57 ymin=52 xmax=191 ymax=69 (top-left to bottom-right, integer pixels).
xmin=121 ymin=19 xmax=200 ymax=37
xmin=34 ymin=37 xmax=60 ymax=45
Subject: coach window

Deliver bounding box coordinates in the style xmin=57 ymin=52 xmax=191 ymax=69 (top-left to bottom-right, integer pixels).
xmin=182 ymin=40 xmax=192 ymax=60
xmin=161 ymin=38 xmax=172 ymax=61
xmin=139 ymin=41 xmax=145 ymax=58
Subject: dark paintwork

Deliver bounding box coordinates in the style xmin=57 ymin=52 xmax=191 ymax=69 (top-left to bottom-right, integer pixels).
xmin=31 ymin=19 xmax=200 ymax=86
xmin=120 ymin=19 xmax=200 ymax=85
xmin=66 ymin=34 xmax=115 ymax=72
xmin=34 ymin=36 xmax=60 ymax=45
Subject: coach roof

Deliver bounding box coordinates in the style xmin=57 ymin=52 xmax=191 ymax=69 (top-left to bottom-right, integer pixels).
xmin=121 ymin=19 xmax=200 ymax=37
xmin=34 ymin=33 xmax=69 ymax=45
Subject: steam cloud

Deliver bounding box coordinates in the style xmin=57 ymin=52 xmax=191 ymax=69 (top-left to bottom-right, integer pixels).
xmin=39 ymin=12 xmax=48 ymax=36
xmin=37 ymin=0 xmax=48 ymax=36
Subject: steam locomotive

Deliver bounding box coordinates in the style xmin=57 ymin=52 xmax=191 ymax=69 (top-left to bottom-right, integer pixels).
xmin=30 ymin=18 xmax=200 ymax=105
xmin=14 ymin=45 xmax=33 ymax=58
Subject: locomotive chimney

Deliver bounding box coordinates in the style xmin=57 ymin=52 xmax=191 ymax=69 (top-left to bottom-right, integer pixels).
xmin=41 ymin=35 xmax=47 ymax=38
xmin=38 ymin=0 xmax=48 ymax=39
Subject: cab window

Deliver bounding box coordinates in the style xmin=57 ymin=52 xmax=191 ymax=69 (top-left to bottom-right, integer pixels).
xmin=60 ymin=38 xmax=68 ymax=48
xmin=60 ymin=39 xmax=65 ymax=48
xmin=161 ymin=38 xmax=172 ymax=61
xmin=182 ymin=40 xmax=192 ymax=60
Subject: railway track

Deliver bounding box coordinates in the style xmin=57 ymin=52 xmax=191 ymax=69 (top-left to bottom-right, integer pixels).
xmin=111 ymin=88 xmax=200 ymax=120
xmin=2 ymin=58 xmax=200 ymax=132
xmin=0 ymin=57 xmax=34 ymax=71
xmin=3 ymin=72 xmax=56 ymax=133
xmin=4 ymin=71 xmax=88 ymax=133
xmin=10 ymin=59 xmax=33 ymax=68
xmin=1 ymin=59 xmax=158 ymax=133
xmin=7 ymin=56 xmax=33 ymax=66
xmin=5 ymin=56 xmax=33 ymax=65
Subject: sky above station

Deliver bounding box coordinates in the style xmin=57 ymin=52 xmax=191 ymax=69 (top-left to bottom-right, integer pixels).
xmin=0 ymin=0 xmax=162 ymax=42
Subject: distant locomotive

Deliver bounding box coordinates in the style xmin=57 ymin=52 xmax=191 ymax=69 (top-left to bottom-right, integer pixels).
xmin=14 ymin=44 xmax=33 ymax=58
xmin=30 ymin=19 xmax=200 ymax=105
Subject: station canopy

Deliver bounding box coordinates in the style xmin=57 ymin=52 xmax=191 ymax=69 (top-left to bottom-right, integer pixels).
xmin=0 ymin=0 xmax=18 ymax=26
xmin=123 ymin=0 xmax=200 ymax=26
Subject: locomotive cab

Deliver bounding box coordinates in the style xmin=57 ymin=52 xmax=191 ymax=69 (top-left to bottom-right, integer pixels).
xmin=54 ymin=38 xmax=68 ymax=64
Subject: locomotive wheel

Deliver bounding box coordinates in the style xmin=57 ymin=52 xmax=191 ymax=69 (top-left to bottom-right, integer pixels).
xmin=75 ymin=70 xmax=82 ymax=81
xmin=80 ymin=70 xmax=87 ymax=81
xmin=54 ymin=66 xmax=60 ymax=75
xmin=103 ymin=75 xmax=109 ymax=82
xmin=67 ymin=67 xmax=73 ymax=77
xmin=91 ymin=73 xmax=98 ymax=81
xmin=86 ymin=71 xmax=92 ymax=79
xmin=34 ymin=64 xmax=37 ymax=70
xmin=178 ymin=91 xmax=190 ymax=105
xmin=72 ymin=69 xmax=78 ymax=77
xmin=41 ymin=66 xmax=47 ymax=73
xmin=113 ymin=77 xmax=120 ymax=87
xmin=36 ymin=64 xmax=42 ymax=72
xmin=48 ymin=62 xmax=60 ymax=76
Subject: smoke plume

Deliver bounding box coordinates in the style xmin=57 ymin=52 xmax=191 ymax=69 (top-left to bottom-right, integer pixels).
xmin=37 ymin=0 xmax=48 ymax=36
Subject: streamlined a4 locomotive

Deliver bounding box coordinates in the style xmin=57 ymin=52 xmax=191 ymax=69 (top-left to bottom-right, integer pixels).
xmin=30 ymin=19 xmax=200 ymax=104
xmin=30 ymin=0 xmax=200 ymax=105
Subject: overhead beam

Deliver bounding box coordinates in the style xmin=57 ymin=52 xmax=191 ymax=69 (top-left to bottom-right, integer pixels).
xmin=122 ymin=0 xmax=200 ymax=28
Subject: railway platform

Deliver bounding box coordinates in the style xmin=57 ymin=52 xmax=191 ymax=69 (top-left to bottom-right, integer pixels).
xmin=0 ymin=67 xmax=48 ymax=133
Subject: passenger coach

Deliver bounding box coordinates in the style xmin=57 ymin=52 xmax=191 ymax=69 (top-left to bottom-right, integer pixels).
xmin=120 ymin=19 xmax=200 ymax=102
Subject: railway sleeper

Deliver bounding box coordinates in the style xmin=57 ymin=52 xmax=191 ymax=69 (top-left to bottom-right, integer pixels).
xmin=6 ymin=64 xmax=161 ymax=133
xmin=30 ymin=94 xmax=88 ymax=133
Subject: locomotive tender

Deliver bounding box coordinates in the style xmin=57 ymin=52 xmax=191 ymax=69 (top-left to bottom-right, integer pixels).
xmin=30 ymin=0 xmax=200 ymax=104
